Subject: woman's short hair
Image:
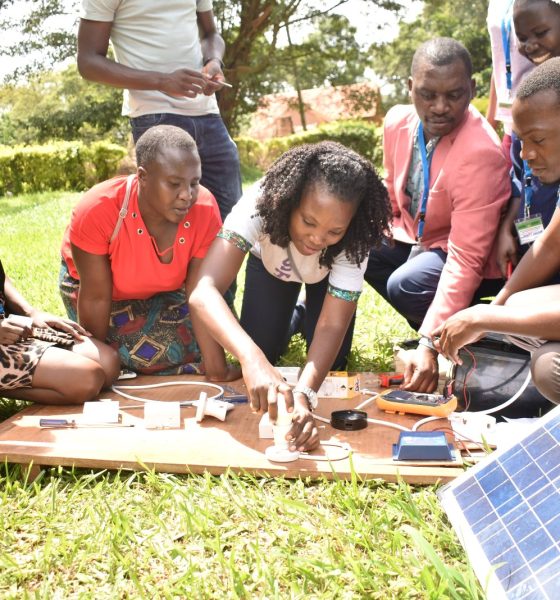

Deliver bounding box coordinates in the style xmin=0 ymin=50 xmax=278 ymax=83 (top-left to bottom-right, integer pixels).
xmin=135 ymin=125 xmax=198 ymax=168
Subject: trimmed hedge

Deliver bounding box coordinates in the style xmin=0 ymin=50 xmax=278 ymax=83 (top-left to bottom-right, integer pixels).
xmin=0 ymin=140 xmax=127 ymax=196
xmin=235 ymin=119 xmax=382 ymax=172
xmin=0 ymin=120 xmax=382 ymax=196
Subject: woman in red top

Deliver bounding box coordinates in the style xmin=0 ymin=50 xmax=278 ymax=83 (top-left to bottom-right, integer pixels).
xmin=59 ymin=125 xmax=224 ymax=375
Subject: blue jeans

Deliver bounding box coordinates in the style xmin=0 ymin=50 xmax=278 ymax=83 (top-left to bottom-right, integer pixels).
xmin=240 ymin=254 xmax=355 ymax=369
xmin=130 ymin=113 xmax=242 ymax=222
xmin=364 ymin=239 xmax=504 ymax=330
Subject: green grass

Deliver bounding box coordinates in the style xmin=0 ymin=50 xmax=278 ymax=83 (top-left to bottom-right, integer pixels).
xmin=0 ymin=191 xmax=482 ymax=598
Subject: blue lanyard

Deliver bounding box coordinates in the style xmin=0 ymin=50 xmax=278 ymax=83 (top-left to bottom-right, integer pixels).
xmin=417 ymin=122 xmax=432 ymax=241
xmin=523 ymin=160 xmax=533 ymax=217
xmin=501 ymin=0 xmax=515 ymax=93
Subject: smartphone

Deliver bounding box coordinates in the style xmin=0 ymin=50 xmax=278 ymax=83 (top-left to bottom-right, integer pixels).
xmin=375 ymin=389 xmax=457 ymax=417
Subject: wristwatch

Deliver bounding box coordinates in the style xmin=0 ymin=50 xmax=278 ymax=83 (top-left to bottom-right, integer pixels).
xmin=292 ymin=385 xmax=318 ymax=410
xmin=203 ymin=57 xmax=225 ymax=70
xmin=417 ymin=336 xmax=437 ymax=351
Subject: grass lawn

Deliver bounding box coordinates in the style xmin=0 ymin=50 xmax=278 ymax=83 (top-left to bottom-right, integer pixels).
xmin=0 ymin=190 xmax=483 ymax=598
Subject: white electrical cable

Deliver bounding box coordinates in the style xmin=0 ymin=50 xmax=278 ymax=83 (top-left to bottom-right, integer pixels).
xmin=467 ymin=370 xmax=532 ymax=416
xmin=299 ymin=441 xmax=352 ymax=461
xmin=367 ymin=418 xmax=410 ymax=432
xmin=411 ymin=415 xmax=443 ymax=431
xmin=111 ymin=381 xmax=225 ymax=405
xmin=354 ymin=390 xmax=377 ymax=410
xmin=312 ymin=414 xmax=331 ymax=424
xmin=314 ymin=410 xmax=410 ymax=432
xmin=354 ymin=397 xmax=375 ymax=411
xmin=112 ymin=382 xmax=410 ymax=454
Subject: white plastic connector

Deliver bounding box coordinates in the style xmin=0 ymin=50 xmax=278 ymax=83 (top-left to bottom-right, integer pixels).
xmin=144 ymin=401 xmax=181 ymax=429
xmin=449 ymin=411 xmax=497 ymax=444
xmin=195 ymin=392 xmax=234 ymax=423
xmin=81 ymin=400 xmax=120 ymax=424
xmin=265 ymin=393 xmax=300 ymax=462
xmin=277 ymin=366 xmax=301 ymax=386
xmin=258 ymin=412 xmax=274 ymax=439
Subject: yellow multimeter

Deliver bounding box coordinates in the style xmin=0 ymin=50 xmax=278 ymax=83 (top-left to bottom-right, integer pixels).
xmin=375 ymin=389 xmax=457 ymax=417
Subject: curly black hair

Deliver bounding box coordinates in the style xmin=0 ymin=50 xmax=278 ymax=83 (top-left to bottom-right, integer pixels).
xmin=256 ymin=141 xmax=391 ymax=269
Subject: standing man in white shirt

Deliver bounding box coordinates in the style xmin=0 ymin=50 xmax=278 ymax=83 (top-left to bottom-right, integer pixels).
xmin=77 ymin=0 xmax=242 ymax=223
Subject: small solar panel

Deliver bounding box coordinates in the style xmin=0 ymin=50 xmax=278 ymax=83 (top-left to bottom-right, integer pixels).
xmin=438 ymin=404 xmax=560 ymax=600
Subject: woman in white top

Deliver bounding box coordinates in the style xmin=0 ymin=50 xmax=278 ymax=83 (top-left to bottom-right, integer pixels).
xmin=189 ymin=141 xmax=391 ymax=450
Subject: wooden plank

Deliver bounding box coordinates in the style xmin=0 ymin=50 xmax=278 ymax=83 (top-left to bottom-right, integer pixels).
xmin=0 ymin=373 xmax=464 ymax=484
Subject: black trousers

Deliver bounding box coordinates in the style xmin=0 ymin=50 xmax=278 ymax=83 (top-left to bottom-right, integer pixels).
xmin=364 ymin=239 xmax=504 ymax=330
xmin=240 ymin=254 xmax=355 ymax=368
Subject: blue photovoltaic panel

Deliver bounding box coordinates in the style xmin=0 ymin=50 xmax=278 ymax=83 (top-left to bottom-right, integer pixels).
xmin=438 ymin=405 xmax=560 ymax=600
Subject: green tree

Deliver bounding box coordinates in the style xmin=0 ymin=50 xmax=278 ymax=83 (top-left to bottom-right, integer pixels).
xmin=0 ymin=65 xmax=126 ymax=145
xmin=275 ymin=14 xmax=370 ymax=89
xmin=0 ymin=0 xmax=77 ymax=78
xmin=215 ymin=1 xmax=403 ymax=132
xmin=234 ymin=13 xmax=372 ymax=133
xmin=371 ymin=0 xmax=492 ymax=106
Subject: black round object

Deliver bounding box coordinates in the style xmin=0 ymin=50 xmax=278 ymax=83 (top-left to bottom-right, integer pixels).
xmin=330 ymin=409 xmax=368 ymax=431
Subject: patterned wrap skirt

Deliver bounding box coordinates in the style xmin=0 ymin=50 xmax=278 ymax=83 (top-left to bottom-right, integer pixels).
xmin=59 ymin=261 xmax=203 ymax=375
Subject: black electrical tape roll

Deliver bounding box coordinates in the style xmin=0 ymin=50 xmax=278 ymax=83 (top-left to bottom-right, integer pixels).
xmin=330 ymin=409 xmax=368 ymax=431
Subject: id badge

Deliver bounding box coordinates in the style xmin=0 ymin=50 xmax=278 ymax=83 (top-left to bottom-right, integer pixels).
xmin=408 ymin=243 xmax=426 ymax=260
xmin=498 ymin=90 xmax=513 ymax=110
xmin=515 ymin=214 xmax=544 ymax=245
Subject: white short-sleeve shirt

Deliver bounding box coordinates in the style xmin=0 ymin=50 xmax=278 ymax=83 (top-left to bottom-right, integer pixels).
xmin=81 ymin=0 xmax=219 ymax=118
xmin=219 ymin=182 xmax=366 ymax=302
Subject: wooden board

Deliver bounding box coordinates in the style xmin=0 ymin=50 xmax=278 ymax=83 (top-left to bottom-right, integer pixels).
xmin=0 ymin=373 xmax=464 ymax=484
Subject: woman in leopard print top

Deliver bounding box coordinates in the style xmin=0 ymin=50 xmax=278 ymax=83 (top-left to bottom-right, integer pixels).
xmin=0 ymin=259 xmax=119 ymax=404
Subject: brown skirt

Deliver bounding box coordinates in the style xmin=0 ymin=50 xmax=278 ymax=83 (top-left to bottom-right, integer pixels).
xmin=0 ymin=339 xmax=55 ymax=391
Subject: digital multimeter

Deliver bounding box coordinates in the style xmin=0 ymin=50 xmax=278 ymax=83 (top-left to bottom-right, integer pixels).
xmin=375 ymin=389 xmax=457 ymax=417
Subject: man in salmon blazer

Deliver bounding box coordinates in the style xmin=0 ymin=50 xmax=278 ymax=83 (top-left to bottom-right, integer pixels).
xmin=366 ymin=38 xmax=511 ymax=392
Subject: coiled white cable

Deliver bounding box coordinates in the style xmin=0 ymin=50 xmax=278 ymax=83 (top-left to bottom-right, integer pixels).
xmin=111 ymin=381 xmax=225 ymax=405
xmin=299 ymin=441 xmax=352 ymax=461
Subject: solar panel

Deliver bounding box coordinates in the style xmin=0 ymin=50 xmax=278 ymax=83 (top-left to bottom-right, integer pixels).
xmin=438 ymin=404 xmax=560 ymax=600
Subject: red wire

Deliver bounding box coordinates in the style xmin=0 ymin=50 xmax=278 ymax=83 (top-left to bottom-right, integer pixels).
xmin=432 ymin=425 xmax=488 ymax=453
xmin=461 ymin=346 xmax=476 ymax=412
